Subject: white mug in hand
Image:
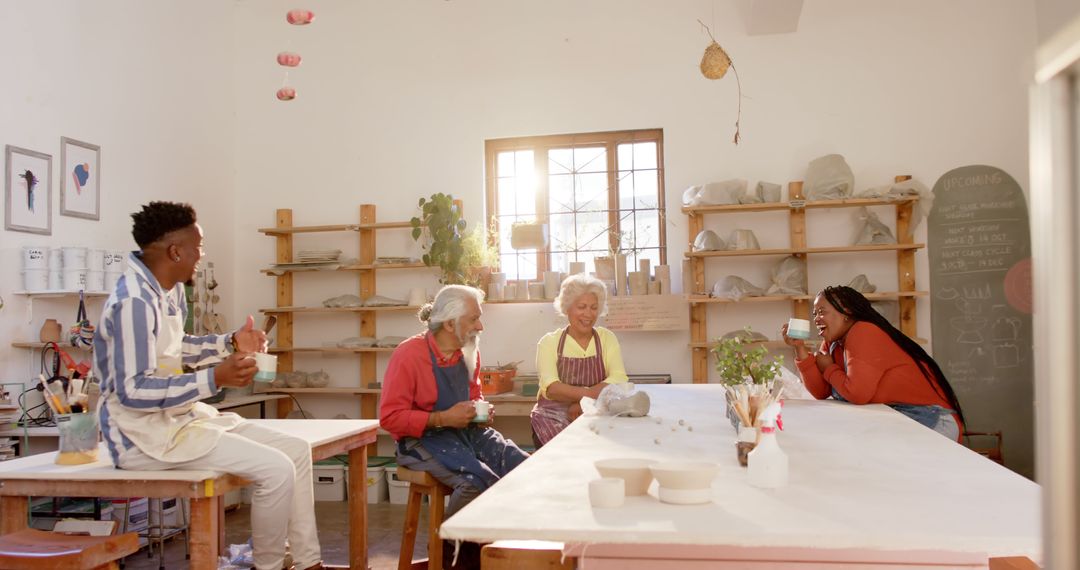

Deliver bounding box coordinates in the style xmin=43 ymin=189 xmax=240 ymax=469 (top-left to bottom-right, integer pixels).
xmin=472 ymin=400 xmax=492 ymax=422
xmin=253 ymin=352 xmax=277 ymax=382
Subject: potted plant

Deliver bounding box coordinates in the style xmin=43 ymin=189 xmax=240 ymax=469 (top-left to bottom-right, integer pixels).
xmin=411 ymin=193 xmax=467 ymax=284
xmin=712 ymin=327 xmax=784 ymax=386
xmin=712 ymin=327 xmax=784 ymax=432
xmin=459 ymin=216 xmax=500 ymax=289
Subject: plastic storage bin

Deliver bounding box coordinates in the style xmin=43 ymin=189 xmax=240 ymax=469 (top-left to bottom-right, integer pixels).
xmin=367 ymin=456 xmax=394 ymax=504
xmin=385 ymin=465 xmax=410 ymax=505
xmin=314 ymin=460 xmax=348 ymax=502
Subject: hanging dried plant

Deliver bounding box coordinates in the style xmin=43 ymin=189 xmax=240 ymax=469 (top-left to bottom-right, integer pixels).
xmin=697 ymin=20 xmax=743 ymax=145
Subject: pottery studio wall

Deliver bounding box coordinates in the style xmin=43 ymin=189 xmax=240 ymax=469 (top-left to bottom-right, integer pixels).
xmin=228 ymin=0 xmax=1034 ymax=415
xmin=0 ymin=1 xmax=1041 ymax=471
xmin=0 ymin=3 xmax=237 ymax=398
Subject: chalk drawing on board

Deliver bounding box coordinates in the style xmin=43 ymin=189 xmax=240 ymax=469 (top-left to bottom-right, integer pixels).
xmin=928 ymin=163 xmax=1034 ymax=477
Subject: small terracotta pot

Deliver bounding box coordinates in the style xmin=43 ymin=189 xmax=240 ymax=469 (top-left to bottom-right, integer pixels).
xmin=39 ymin=318 xmax=61 ymax=343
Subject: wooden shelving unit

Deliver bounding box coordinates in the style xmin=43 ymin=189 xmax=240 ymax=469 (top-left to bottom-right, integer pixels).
xmin=685 ymin=177 xmax=927 ymax=383
xmin=259 ymin=204 xmax=438 ymax=420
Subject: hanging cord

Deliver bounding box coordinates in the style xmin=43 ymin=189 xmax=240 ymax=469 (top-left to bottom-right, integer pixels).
xmin=697 ymin=20 xmax=743 ymax=144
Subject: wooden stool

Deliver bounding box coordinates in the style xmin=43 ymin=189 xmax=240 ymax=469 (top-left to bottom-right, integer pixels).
xmin=397 ymin=465 xmax=450 ymax=570
xmin=481 ymin=540 xmax=574 ymax=570
xmin=0 ymin=529 xmax=139 ymax=570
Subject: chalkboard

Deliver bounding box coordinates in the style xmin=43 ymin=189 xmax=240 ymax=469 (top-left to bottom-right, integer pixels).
xmin=928 ymin=165 xmax=1033 ymax=478
xmin=603 ymin=295 xmax=689 ymax=331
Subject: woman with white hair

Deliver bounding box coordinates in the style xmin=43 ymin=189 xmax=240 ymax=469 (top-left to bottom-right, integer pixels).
xmin=530 ymin=273 xmax=628 ymax=447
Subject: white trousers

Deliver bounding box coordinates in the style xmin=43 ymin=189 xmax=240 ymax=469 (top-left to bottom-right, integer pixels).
xmin=118 ymin=421 xmax=322 ymax=570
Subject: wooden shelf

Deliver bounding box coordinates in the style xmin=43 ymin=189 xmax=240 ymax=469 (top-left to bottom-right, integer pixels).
xmin=262 ymin=203 xmax=461 ymax=423
xmin=689 ymin=340 xmax=789 ymax=350
xmin=260 ymin=306 xmax=418 ymax=314
xmin=11 ymin=342 xmax=93 ymax=350
xmin=681 ymin=195 xmax=918 ymax=215
xmin=12 ymin=291 xmax=109 ymax=298
xmin=687 ymin=291 xmax=929 ymax=304
xmin=259 ymin=220 xmax=419 ymax=235
xmin=259 ymin=224 xmax=361 ymax=235
xmin=257 ymin=387 xmax=382 ymax=395
xmin=268 ymin=347 xmax=397 ymax=354
xmin=685 ymin=243 xmax=924 ymax=259
xmin=685 ymin=178 xmax=924 ymax=383
xmin=261 ymin=262 xmax=427 ymax=274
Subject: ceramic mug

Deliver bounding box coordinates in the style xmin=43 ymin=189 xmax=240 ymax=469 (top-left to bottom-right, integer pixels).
xmin=472 ymin=400 xmax=493 ymax=422
xmin=253 ymin=352 xmax=278 ymax=382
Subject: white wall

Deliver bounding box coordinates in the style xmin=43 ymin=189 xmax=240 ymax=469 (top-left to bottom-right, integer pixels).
xmin=0 ymin=2 xmax=236 ymax=396
xmin=228 ymin=0 xmax=1036 ymax=421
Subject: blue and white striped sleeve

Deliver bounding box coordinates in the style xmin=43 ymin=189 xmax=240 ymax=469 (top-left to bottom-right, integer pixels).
xmin=104 ymin=297 xmax=217 ymax=410
xmin=181 ymin=332 xmax=231 ymax=369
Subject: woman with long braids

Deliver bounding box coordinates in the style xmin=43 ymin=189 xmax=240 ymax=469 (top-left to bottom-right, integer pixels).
xmin=781 ymin=285 xmax=965 ymax=441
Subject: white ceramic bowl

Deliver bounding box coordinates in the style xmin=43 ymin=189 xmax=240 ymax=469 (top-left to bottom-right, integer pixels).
xmin=594 ymin=458 xmax=658 ymax=496
xmin=649 ymin=461 xmax=719 ymax=491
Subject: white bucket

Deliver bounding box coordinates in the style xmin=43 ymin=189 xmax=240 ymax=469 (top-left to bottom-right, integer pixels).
xmin=104 ymin=272 xmax=120 ymax=292
xmin=21 ymin=246 xmax=48 ymax=270
xmin=63 ymin=269 xmax=87 ymax=291
xmin=86 ymin=270 xmax=105 ymax=292
xmin=23 ymin=269 xmax=49 ymax=292
xmin=87 ymin=249 xmax=105 ymax=271
xmin=47 ymin=247 xmax=63 ymax=270
xmin=104 ymin=251 xmax=127 ymax=273
xmin=48 ymin=270 xmax=63 ymax=290
xmin=62 ymin=247 xmax=88 ymax=269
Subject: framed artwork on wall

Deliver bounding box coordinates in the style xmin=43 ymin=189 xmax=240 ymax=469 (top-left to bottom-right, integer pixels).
xmin=60 ymin=137 xmax=100 ymax=220
xmin=4 ymin=145 xmax=52 ymax=235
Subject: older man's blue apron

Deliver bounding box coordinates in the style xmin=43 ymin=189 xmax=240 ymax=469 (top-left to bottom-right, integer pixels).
xmin=397 ymin=344 xmax=503 ymax=492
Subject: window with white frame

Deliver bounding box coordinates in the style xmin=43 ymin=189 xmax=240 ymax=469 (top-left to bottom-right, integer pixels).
xmin=484 ymin=129 xmax=666 ymax=283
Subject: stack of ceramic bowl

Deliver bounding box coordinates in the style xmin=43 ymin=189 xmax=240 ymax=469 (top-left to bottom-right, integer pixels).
xmin=20 ymin=246 xmax=49 ymax=292
xmin=86 ymin=248 xmax=105 ymax=292
xmin=649 ymin=462 xmax=720 ymax=505
xmin=47 ymin=247 xmax=63 ymax=290
xmin=61 ymin=246 xmax=88 ymax=291
xmin=104 ymin=250 xmax=127 ymax=292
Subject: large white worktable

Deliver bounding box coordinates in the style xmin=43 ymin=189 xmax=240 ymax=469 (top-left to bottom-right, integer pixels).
xmin=0 ymin=418 xmax=377 ymax=570
xmin=441 ymin=384 xmax=1040 ymax=568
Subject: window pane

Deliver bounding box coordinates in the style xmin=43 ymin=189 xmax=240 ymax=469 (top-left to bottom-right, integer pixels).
xmin=575 ymin=210 xmax=611 ymax=252
xmin=573 ymin=147 xmax=606 ymax=173
xmin=576 ymin=172 xmax=609 ymax=212
xmin=548 ymin=211 xmax=607 ymax=253
xmin=633 ymin=142 xmax=657 ymax=170
xmin=497 ymin=151 xmax=516 ymax=175
xmin=549 ymin=173 xmax=574 ymax=214
xmin=632 ymin=169 xmax=659 ymax=209
xmin=633 ymin=209 xmax=660 ymax=250
xmin=617 ymin=170 xmax=635 ymax=210
xmin=549 ymin=149 xmax=572 ymax=175
xmin=498 ymin=177 xmax=536 ymax=217
xmin=549 ymin=212 xmax=579 ymax=252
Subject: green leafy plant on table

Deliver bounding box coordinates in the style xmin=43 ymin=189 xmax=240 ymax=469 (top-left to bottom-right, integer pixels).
xmin=712 ymin=327 xmax=784 ymax=386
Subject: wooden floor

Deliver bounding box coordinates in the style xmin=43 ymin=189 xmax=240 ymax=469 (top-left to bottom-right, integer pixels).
xmin=122 ymin=501 xmax=431 ymax=569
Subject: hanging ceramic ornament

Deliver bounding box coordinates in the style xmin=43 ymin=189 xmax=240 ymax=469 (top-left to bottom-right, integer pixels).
xmin=697 ymin=21 xmax=743 ymax=145
xmin=277 ymin=52 xmax=302 ymax=67
xmin=276 ymin=87 xmax=297 ymax=101
xmin=286 ymin=9 xmax=314 ymax=25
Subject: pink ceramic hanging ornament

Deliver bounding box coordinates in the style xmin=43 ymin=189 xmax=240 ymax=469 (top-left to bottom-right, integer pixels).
xmin=277 ymin=52 xmax=302 ymax=67
xmin=286 ymin=9 xmax=314 ymax=25
xmin=276 ymin=87 xmax=297 ymax=101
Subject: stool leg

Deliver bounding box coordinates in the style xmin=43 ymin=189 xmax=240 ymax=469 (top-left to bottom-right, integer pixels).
xmin=428 ymin=486 xmax=445 ymax=570
xmin=398 ymin=486 xmax=424 ymax=570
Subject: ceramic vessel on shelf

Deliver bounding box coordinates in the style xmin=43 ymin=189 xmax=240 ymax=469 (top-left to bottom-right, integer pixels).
xmin=39 ymin=319 xmax=61 ymax=343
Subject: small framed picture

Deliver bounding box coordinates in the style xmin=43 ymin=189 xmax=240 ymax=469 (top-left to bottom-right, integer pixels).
xmin=4 ymin=145 xmax=52 ymax=235
xmin=60 ymin=137 xmax=100 ymax=220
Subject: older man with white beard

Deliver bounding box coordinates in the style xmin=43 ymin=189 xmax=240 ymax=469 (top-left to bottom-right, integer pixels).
xmin=380 ymin=285 xmax=529 ymax=524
